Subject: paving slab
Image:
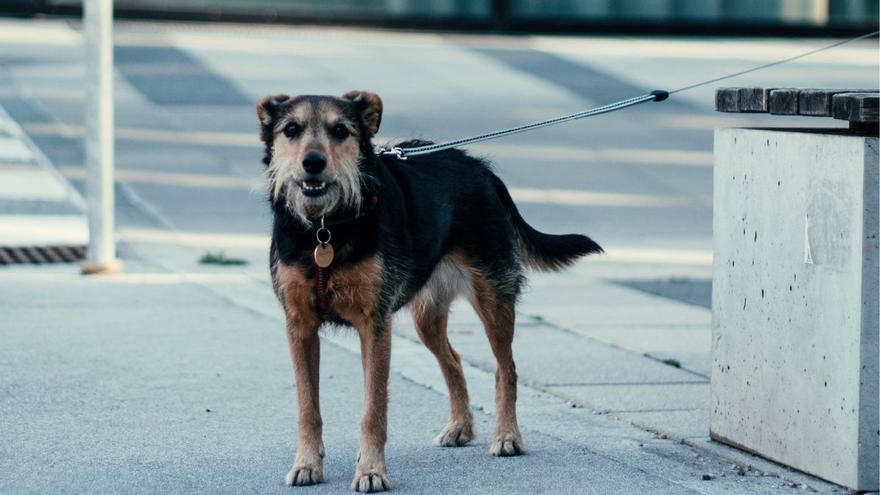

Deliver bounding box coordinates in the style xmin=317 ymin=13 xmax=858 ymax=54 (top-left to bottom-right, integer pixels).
xmin=394 ymin=317 xmax=702 ymax=387
xmin=575 ymin=325 xmax=710 ymax=354
xmin=546 ymin=382 xmax=710 ymax=413
xmin=0 ymin=261 xmax=806 ymax=495
xmin=617 ymin=408 xmax=711 ymax=440
xmin=572 ymin=327 xmax=712 ymax=376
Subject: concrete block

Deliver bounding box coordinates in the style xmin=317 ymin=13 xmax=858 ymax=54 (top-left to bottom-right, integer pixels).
xmin=711 ymin=128 xmax=879 ymax=491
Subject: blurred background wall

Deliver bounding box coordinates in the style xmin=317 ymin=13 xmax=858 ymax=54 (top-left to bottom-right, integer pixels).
xmin=1 ymin=0 xmax=877 ymax=32
xmin=510 ymin=0 xmax=877 ymax=25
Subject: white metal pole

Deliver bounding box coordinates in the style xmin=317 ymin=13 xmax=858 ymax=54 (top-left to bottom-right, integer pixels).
xmin=82 ymin=0 xmax=118 ymax=274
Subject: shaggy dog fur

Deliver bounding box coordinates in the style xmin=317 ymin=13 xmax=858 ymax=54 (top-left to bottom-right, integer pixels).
xmin=258 ymin=91 xmax=602 ymax=492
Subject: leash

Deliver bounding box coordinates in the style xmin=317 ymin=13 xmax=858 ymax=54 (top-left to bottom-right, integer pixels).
xmin=377 ymin=30 xmax=879 ymax=160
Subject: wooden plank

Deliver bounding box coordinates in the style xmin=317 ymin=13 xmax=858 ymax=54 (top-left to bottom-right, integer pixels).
xmin=718 ymin=87 xmax=878 ymax=120
xmin=736 ymin=87 xmax=773 ymax=113
xmin=799 ymin=88 xmax=877 ymax=117
xmin=832 ymin=93 xmax=879 ymax=123
xmin=715 ymin=87 xmax=739 ymax=112
xmin=714 ymin=87 xmax=771 ymax=113
xmin=768 ymin=88 xmax=800 ymax=115
xmin=799 ymin=89 xmax=845 ymax=117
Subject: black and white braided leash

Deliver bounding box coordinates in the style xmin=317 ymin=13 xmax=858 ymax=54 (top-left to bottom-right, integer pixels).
xmin=377 ymin=30 xmax=879 ymax=160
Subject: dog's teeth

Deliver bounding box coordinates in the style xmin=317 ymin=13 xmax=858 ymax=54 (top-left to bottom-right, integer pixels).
xmin=303 ymin=181 xmax=327 ymax=191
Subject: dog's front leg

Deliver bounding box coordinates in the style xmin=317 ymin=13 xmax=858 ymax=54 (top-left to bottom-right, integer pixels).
xmin=284 ymin=317 xmax=325 ymax=487
xmin=351 ymin=320 xmax=392 ymax=492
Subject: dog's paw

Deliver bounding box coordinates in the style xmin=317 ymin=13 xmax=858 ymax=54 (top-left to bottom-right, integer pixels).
xmin=489 ymin=431 xmax=523 ymax=457
xmin=350 ymin=470 xmax=391 ymax=492
xmin=284 ymin=464 xmax=324 ymax=487
xmin=433 ymin=419 xmax=474 ymax=447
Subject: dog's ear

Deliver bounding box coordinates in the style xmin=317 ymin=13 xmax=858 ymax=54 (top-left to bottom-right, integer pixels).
xmin=342 ymin=90 xmax=383 ymax=137
xmin=256 ymin=94 xmax=290 ymax=131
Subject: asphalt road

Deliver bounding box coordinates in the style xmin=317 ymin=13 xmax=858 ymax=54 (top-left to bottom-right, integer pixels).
xmin=1 ymin=20 xmax=875 ymax=254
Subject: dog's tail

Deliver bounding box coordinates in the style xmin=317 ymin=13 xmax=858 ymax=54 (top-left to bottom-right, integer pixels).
xmin=491 ymin=175 xmax=603 ymax=271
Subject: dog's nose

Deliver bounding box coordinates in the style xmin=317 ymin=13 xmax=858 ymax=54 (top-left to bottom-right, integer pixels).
xmin=302 ymin=151 xmax=327 ymax=174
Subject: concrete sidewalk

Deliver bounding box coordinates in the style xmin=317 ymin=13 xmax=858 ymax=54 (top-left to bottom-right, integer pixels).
xmin=0 ymin=247 xmax=840 ymax=494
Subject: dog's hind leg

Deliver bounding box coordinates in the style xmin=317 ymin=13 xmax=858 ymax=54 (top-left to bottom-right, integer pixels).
xmin=469 ymin=270 xmax=523 ymax=457
xmin=411 ymin=300 xmax=474 ymax=447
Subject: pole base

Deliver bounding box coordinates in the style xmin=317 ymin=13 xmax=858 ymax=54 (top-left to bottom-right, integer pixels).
xmin=80 ymin=259 xmax=122 ymax=275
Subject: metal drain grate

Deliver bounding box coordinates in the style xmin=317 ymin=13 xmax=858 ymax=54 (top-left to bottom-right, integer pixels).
xmin=0 ymin=245 xmax=86 ymax=265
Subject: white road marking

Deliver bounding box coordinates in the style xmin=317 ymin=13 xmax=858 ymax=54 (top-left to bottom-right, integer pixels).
xmin=0 ymin=136 xmax=35 ymax=163
xmin=120 ymin=227 xmax=270 ymax=249
xmin=0 ymin=19 xmax=82 ymax=45
xmin=598 ymin=247 xmax=712 ymax=265
xmin=0 ymin=214 xmax=88 ymax=246
xmin=509 ymin=187 xmax=695 ymax=208
xmin=0 ymin=104 xmax=86 ymax=211
xmin=60 ymin=166 xmax=265 ymax=191
xmin=119 ymin=227 xmax=711 ymax=265
xmin=30 ymin=123 xmax=713 ymax=167
xmin=62 ymin=166 xmax=695 ymax=208
xmin=473 ymin=142 xmax=712 ymax=166
xmin=0 ymin=168 xmax=71 ymax=200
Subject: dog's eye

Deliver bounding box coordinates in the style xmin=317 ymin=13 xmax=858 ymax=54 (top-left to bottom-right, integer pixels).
xmin=283 ymin=122 xmax=302 ymax=139
xmin=330 ymin=124 xmax=350 ymax=140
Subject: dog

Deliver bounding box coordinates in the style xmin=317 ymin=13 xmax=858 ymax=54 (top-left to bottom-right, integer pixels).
xmin=258 ymin=91 xmax=602 ymax=492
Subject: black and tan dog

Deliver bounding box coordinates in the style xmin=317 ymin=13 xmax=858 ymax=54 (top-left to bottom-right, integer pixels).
xmin=258 ymin=91 xmax=602 ymax=492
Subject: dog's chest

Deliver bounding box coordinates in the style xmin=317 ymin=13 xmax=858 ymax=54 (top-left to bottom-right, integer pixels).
xmin=275 ymin=256 xmax=383 ymax=328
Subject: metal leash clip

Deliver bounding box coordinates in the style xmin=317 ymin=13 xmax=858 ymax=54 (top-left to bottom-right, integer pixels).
xmin=313 ymin=217 xmax=334 ymax=268
xmin=376 ymin=146 xmax=407 ymax=160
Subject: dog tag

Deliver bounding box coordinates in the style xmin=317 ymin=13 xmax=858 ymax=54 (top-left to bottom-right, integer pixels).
xmin=314 ymin=243 xmax=334 ymax=268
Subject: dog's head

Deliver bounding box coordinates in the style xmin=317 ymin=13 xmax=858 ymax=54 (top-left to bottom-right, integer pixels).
xmin=257 ymin=91 xmax=382 ymax=224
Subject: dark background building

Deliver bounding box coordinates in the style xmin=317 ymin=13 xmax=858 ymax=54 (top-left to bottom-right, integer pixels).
xmin=2 ymin=0 xmax=878 ymax=33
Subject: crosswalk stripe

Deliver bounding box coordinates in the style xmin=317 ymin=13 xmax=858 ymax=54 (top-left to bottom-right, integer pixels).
xmin=0 ymin=136 xmax=35 ymax=163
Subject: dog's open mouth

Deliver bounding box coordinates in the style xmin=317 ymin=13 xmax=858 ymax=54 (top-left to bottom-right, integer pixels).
xmin=300 ymin=179 xmax=331 ymax=197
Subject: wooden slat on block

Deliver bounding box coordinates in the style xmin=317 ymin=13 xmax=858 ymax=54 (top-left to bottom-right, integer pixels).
xmin=768 ymin=88 xmax=800 ymax=115
xmin=737 ymin=87 xmax=773 ymax=113
xmin=717 ymin=87 xmax=879 ymax=123
xmin=799 ymin=89 xmax=856 ymax=117
xmin=715 ymin=87 xmax=739 ymax=112
xmin=832 ymin=93 xmax=879 ymax=123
